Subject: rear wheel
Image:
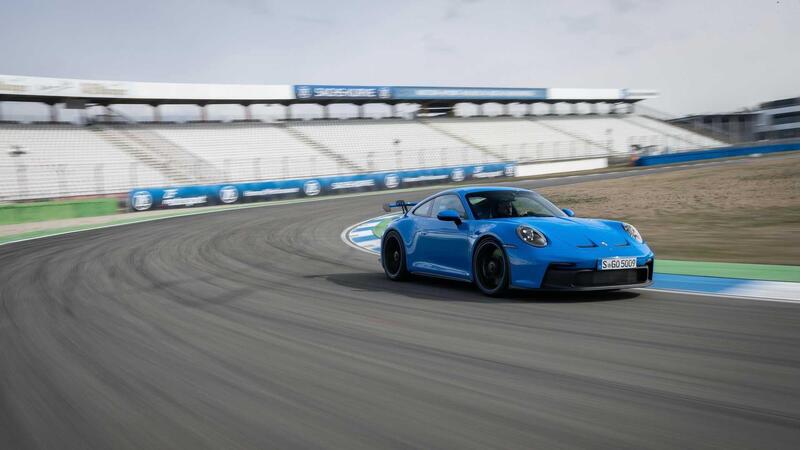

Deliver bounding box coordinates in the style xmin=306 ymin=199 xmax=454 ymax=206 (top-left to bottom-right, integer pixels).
xmin=473 ymin=239 xmax=509 ymax=296
xmin=382 ymin=231 xmax=410 ymax=281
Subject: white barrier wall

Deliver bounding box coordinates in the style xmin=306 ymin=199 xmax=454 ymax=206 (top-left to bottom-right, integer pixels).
xmin=515 ymin=157 xmax=608 ymax=177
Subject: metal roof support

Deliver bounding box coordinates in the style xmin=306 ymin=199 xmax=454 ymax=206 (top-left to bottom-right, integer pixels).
xmin=48 ymin=102 xmax=59 ymax=122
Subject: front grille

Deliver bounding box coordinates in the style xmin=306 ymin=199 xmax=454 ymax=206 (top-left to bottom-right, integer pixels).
xmin=575 ymin=269 xmax=645 ymax=286
xmin=542 ymin=264 xmax=651 ymax=289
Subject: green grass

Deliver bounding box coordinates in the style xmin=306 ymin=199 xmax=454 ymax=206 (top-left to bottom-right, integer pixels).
xmin=0 ymin=199 xmax=119 ymax=225
xmin=657 ymin=260 xmax=800 ymax=282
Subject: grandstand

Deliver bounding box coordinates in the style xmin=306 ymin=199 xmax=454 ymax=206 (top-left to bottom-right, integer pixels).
xmin=0 ymin=75 xmax=728 ymax=201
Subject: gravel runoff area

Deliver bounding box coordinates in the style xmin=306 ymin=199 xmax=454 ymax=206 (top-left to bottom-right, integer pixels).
xmin=538 ymin=152 xmax=800 ymax=265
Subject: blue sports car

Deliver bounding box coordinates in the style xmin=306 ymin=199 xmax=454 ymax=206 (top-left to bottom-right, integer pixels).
xmin=380 ymin=186 xmax=654 ymax=296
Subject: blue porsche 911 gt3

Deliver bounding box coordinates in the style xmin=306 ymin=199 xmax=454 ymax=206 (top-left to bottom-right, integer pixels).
xmin=380 ymin=186 xmax=654 ymax=296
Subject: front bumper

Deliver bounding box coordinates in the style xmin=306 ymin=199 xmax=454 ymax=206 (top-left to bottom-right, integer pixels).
xmin=537 ymin=260 xmax=654 ymax=290
xmin=505 ymin=243 xmax=655 ymax=290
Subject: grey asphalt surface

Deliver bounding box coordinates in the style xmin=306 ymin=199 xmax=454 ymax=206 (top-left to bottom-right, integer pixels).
xmin=2 ymin=165 xmax=800 ymax=449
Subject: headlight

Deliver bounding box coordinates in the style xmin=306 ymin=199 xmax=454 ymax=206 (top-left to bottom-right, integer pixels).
xmin=517 ymin=225 xmax=547 ymax=247
xmin=622 ymin=222 xmax=643 ymax=243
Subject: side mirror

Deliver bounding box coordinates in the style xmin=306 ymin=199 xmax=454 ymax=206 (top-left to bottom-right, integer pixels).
xmin=562 ymin=208 xmax=575 ymax=217
xmin=437 ymin=209 xmax=462 ymax=225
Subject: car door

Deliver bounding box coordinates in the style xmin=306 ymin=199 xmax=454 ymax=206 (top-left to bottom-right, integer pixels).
xmin=406 ymin=198 xmax=437 ymax=271
xmin=417 ymin=194 xmax=472 ymax=279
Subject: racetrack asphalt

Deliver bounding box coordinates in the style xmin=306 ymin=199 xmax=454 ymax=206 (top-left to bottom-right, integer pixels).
xmin=2 ymin=164 xmax=800 ymax=449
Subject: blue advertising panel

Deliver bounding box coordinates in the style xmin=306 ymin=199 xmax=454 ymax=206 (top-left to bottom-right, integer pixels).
xmin=294 ymin=85 xmax=393 ymax=100
xmin=128 ymin=163 xmax=516 ymax=212
xmin=635 ymin=141 xmax=800 ymax=167
xmin=391 ymin=86 xmax=547 ymax=101
xmin=293 ymin=85 xmax=548 ymax=101
xmin=129 ymin=186 xmax=212 ymax=211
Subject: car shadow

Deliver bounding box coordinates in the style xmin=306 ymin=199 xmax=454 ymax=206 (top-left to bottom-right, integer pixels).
xmin=312 ymin=272 xmax=640 ymax=304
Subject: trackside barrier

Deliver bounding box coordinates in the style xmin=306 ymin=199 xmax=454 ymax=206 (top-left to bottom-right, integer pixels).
xmin=128 ymin=163 xmax=516 ymax=211
xmin=515 ymin=157 xmax=608 ymax=177
xmin=635 ymin=140 xmax=800 ymax=166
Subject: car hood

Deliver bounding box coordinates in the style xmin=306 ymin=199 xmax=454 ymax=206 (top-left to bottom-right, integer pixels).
xmin=505 ymin=217 xmax=631 ymax=247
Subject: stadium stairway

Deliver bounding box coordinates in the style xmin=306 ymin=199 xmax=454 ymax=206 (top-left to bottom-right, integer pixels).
xmin=530 ymin=117 xmax=613 ymax=154
xmin=419 ymin=119 xmax=506 ymax=161
xmin=91 ymin=124 xmax=216 ymax=185
xmin=280 ymin=123 xmax=365 ymax=173
xmin=619 ymin=115 xmax=721 ymax=149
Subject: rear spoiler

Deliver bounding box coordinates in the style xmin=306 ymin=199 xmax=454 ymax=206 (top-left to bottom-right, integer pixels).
xmin=382 ymin=200 xmax=418 ymax=214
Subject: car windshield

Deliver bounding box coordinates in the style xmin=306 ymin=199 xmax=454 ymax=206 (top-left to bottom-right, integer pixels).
xmin=466 ymin=190 xmax=566 ymax=220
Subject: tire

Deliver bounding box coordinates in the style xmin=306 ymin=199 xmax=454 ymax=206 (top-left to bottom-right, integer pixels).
xmin=473 ymin=238 xmax=509 ymax=296
xmin=382 ymin=231 xmax=410 ymax=281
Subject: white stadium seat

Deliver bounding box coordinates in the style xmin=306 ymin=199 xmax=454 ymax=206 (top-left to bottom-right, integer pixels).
xmin=0 ymin=115 xmax=725 ymax=201
xmin=0 ymin=124 xmax=168 ymax=201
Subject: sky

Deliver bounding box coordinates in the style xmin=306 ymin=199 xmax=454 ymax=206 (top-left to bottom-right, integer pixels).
xmin=0 ymin=0 xmax=798 ymax=116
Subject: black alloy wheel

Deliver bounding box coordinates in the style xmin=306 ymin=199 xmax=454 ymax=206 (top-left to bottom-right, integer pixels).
xmin=382 ymin=231 xmax=409 ymax=280
xmin=473 ymin=239 xmax=509 ymax=296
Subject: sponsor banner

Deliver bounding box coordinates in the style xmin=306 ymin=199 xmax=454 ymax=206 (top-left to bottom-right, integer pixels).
xmin=130 ymin=186 xmax=211 ymax=211
xmin=294 ymin=85 xmax=393 ymax=100
xmin=128 ymin=163 xmax=514 ymax=211
xmin=293 ymin=85 xmax=547 ymax=101
xmin=392 ymin=86 xmax=547 ymax=101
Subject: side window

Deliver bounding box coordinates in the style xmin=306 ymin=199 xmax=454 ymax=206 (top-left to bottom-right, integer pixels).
xmin=467 ymin=195 xmax=490 ymax=219
xmin=412 ymin=199 xmax=433 ymax=217
xmin=433 ymin=195 xmax=467 ymax=218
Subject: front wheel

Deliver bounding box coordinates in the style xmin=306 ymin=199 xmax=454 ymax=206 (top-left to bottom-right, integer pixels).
xmin=382 ymin=231 xmax=410 ymax=281
xmin=473 ymin=239 xmax=509 ymax=296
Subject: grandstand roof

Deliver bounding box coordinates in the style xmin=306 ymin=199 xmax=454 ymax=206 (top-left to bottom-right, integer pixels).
xmin=0 ymin=75 xmax=657 ymax=105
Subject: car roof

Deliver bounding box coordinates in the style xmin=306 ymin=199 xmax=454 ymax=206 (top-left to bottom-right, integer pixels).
xmin=440 ymin=186 xmax=534 ymax=195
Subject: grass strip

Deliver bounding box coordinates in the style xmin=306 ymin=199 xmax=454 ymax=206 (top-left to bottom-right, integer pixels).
xmin=657 ymin=259 xmax=800 ymax=283
xmin=0 ymin=199 xmax=119 ymax=225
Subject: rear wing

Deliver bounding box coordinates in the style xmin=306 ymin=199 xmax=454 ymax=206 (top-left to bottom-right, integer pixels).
xmin=382 ymin=200 xmax=418 ymax=214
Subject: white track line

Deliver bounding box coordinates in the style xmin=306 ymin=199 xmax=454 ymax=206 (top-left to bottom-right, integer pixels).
xmin=636 ymin=288 xmax=800 ymax=305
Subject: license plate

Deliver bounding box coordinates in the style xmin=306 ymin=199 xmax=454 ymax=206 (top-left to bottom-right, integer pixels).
xmin=599 ymin=257 xmax=637 ymax=270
